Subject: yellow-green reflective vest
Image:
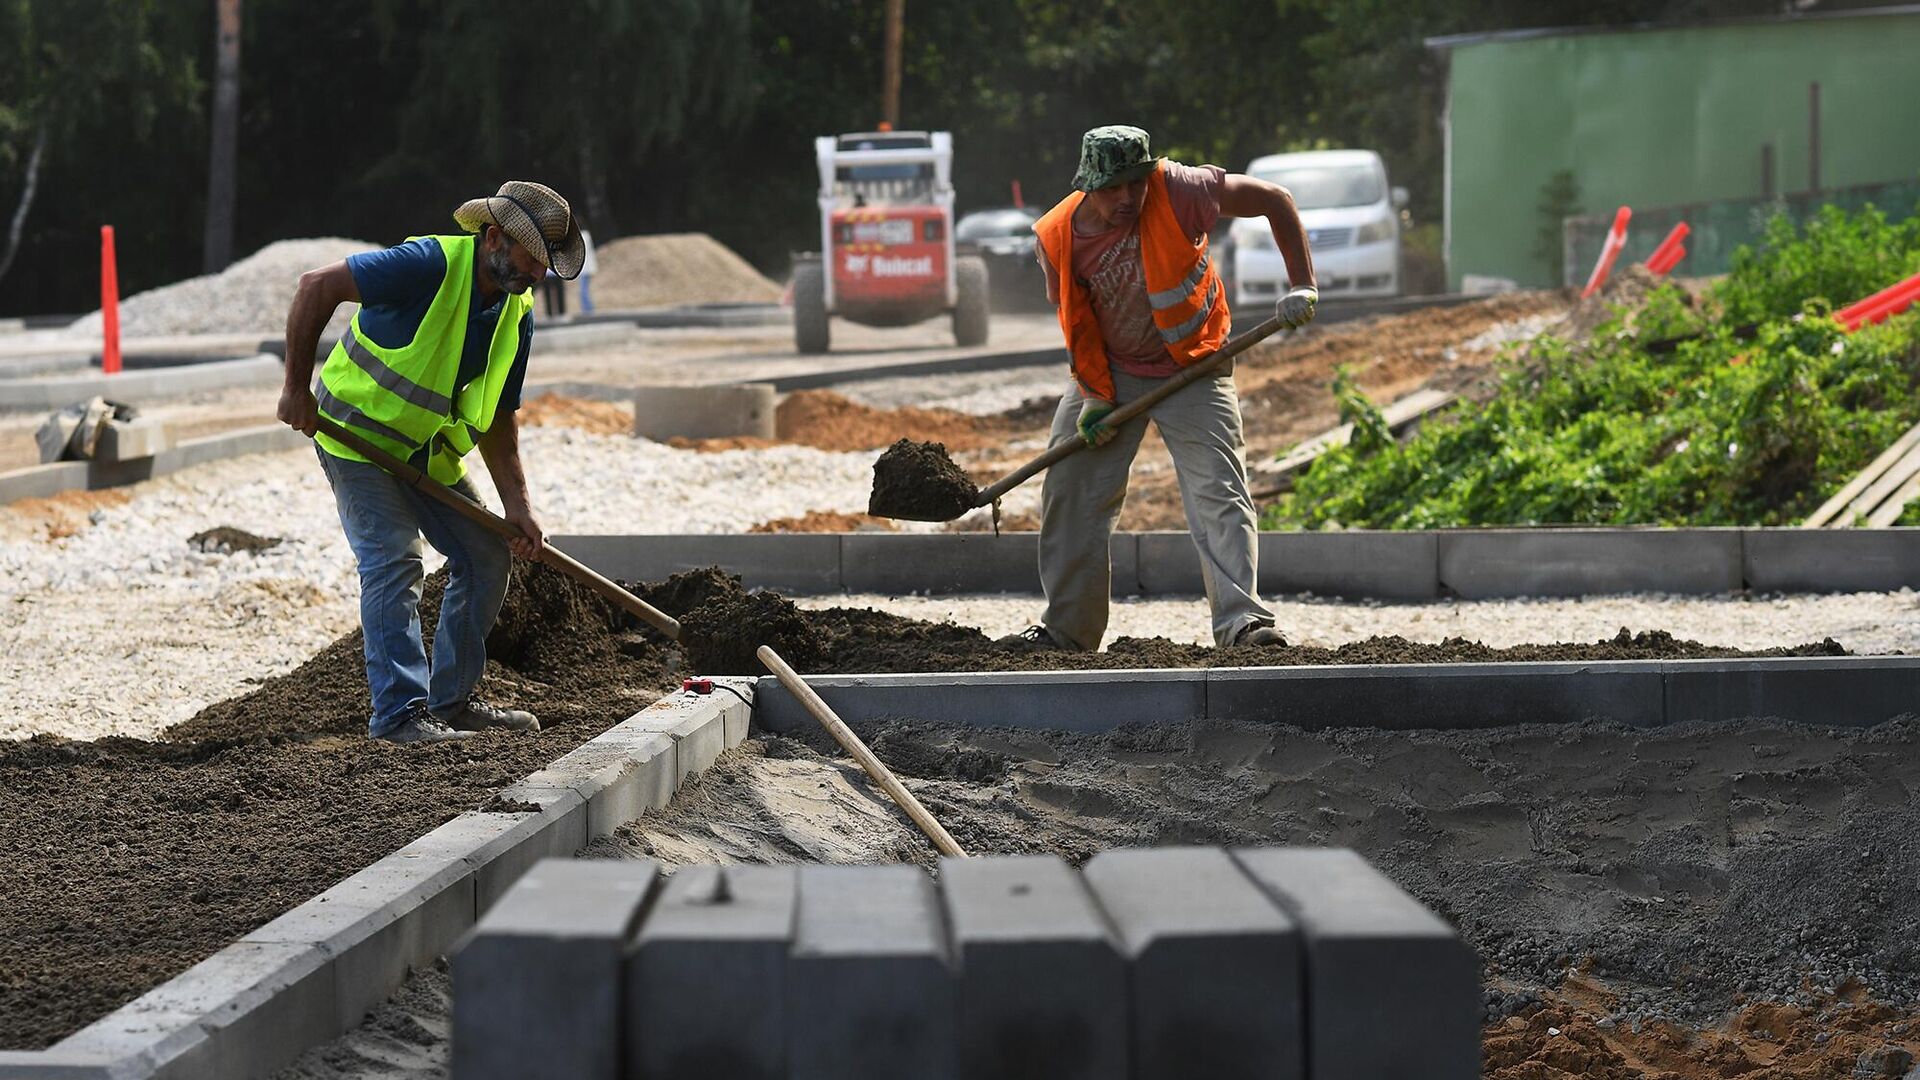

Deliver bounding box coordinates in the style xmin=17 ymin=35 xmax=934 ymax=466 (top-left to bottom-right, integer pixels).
xmin=314 ymin=233 xmax=531 ymax=485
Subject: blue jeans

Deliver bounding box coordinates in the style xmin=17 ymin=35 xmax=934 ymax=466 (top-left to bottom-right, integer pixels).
xmin=316 ymin=446 xmax=512 ymax=738
xmin=578 ymin=274 xmax=593 ymax=313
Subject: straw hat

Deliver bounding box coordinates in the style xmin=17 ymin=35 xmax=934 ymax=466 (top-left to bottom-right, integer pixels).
xmin=452 ymin=180 xmax=585 ymax=280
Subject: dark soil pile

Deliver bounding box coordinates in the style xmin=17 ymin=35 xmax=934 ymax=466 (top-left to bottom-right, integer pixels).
xmin=188 ymin=526 xmax=282 ymax=555
xmin=679 ymin=587 xmax=824 ymax=675
xmin=867 ymin=438 xmax=981 ymax=521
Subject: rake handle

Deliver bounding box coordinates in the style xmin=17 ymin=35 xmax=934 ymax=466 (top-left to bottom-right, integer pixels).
xmin=310 ymin=414 xmax=681 ymax=640
xmin=974 ymin=315 xmax=1286 ymax=506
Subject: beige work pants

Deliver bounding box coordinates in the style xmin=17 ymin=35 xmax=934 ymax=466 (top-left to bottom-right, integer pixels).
xmin=1037 ymin=367 xmax=1276 ymax=650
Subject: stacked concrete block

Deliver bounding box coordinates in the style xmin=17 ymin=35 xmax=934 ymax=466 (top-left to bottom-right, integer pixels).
xmin=451 ymin=847 xmax=1479 ymax=1079
xmin=452 ymin=859 xmax=660 ymax=1080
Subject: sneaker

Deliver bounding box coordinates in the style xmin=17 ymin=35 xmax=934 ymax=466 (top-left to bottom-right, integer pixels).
xmin=379 ymin=708 xmax=476 ymax=744
xmin=995 ymin=624 xmax=1063 ymax=652
xmin=440 ymin=700 xmax=540 ymax=733
xmin=1233 ymin=624 xmax=1287 ymax=648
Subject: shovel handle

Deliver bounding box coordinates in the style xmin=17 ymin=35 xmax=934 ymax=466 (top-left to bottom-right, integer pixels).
xmin=974 ymin=315 xmax=1286 ymax=506
xmin=309 ymin=414 xmax=682 ymax=640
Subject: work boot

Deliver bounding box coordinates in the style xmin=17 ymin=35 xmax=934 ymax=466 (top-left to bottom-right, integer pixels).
xmin=440 ymin=699 xmax=540 ymax=733
xmin=379 ymin=707 xmax=476 ymax=745
xmin=1233 ymin=624 xmax=1287 ymax=648
xmin=995 ymin=624 xmax=1065 ymax=652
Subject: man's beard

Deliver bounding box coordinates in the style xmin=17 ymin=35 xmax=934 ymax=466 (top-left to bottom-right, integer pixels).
xmin=485 ymin=244 xmax=537 ymax=293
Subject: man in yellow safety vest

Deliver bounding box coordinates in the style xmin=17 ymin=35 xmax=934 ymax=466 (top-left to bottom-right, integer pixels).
xmin=278 ymin=181 xmax=583 ymax=743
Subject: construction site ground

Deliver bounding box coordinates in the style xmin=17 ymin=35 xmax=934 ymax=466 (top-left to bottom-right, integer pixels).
xmin=5 ymin=292 xmax=1920 ymax=1078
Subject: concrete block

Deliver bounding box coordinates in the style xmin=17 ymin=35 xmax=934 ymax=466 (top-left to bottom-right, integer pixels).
xmin=452 ymin=858 xmax=660 ymax=1080
xmin=0 ymin=1053 xmax=114 ymax=1078
xmin=446 ymin=793 xmax=591 ymax=913
xmin=92 ymin=416 xmax=169 ymax=461
xmin=1743 ymin=527 xmax=1920 ymax=593
xmin=243 ymin=839 xmax=474 ymax=1029
xmin=752 ymin=668 xmax=1207 ymax=736
xmin=550 ymin=533 xmax=843 ymax=594
xmin=0 ymin=460 xmax=89 ymax=505
xmin=940 ymin=854 xmax=1128 ymax=1080
xmin=1260 ymin=530 xmax=1439 ymax=600
xmin=628 ymin=864 xmax=798 ymax=1080
xmin=61 ymin=941 xmax=336 ymax=1080
xmin=1082 ymin=847 xmax=1304 ymax=1080
xmin=1663 ymin=656 xmax=1920 ymax=727
xmin=1206 ymin=661 xmax=1666 ymax=730
xmin=623 ymin=690 xmax=729 ymax=780
xmin=1437 ymin=528 xmax=1743 ymax=598
xmin=514 ymin=731 xmax=677 ymax=838
xmin=711 ymin=676 xmax=757 ymax=745
xmin=1232 ymin=848 xmax=1479 ymax=1080
xmin=633 ymin=382 xmax=775 ymax=440
xmin=789 ymin=864 xmax=956 ymax=1080
xmin=1129 ymin=531 xmax=1208 ymax=596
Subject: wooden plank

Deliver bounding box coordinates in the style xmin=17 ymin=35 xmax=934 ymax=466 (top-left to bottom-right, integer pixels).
xmin=1842 ymin=442 xmax=1920 ymax=529
xmin=1866 ymin=470 xmax=1920 ymax=527
xmin=1250 ymin=388 xmax=1456 ymax=497
xmin=1803 ymin=419 xmax=1920 ymax=528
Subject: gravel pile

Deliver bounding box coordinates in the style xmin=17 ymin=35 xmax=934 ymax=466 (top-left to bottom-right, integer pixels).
xmin=66 ymin=237 xmax=376 ymax=339
xmin=588 ymin=233 xmax=783 ymax=310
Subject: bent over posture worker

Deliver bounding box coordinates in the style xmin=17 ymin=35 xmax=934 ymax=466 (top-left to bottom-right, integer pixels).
xmin=278 ymin=180 xmax=584 ymax=743
xmin=1002 ymin=126 xmax=1317 ymax=653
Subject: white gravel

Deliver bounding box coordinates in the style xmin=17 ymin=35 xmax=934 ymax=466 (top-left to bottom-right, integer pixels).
xmin=65 ymin=237 xmax=375 ymax=340
xmin=7 ymin=417 xmax=1915 ymax=743
xmin=833 ymin=366 xmax=1068 ymax=415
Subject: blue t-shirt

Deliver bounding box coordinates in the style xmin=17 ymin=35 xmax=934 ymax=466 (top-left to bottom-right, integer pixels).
xmin=344 ymin=237 xmax=532 ymax=414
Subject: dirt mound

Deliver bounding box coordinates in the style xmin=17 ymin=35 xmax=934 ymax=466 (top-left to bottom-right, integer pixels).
xmin=749 ymin=510 xmax=896 ymax=533
xmin=188 ymin=526 xmax=282 ymax=555
xmin=165 ymin=561 xmax=670 ymax=742
xmin=517 ymin=392 xmax=632 ymax=436
xmin=777 ymin=390 xmax=1002 ymax=453
xmin=680 ymin=590 xmax=823 ymax=676
xmin=868 ymin=438 xmax=982 ymax=521
xmin=1559 ymin=262 xmax=1664 ymax=341
xmin=588 ymin=233 xmax=782 ymax=309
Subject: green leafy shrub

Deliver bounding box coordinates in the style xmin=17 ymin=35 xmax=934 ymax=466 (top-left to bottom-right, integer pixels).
xmin=1266 ymin=207 xmax=1920 ymax=529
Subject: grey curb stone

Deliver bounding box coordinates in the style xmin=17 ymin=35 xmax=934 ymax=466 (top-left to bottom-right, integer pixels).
xmin=789 ymin=864 xmax=957 ymax=1080
xmin=1662 ymin=656 xmax=1920 ymax=727
xmin=452 ymin=859 xmax=660 ymax=1080
xmin=1743 ymin=527 xmax=1920 ymax=592
xmin=627 ymin=865 xmax=799 ymax=1080
xmin=0 ymin=1053 xmax=115 ymax=1078
xmin=841 ymin=533 xmax=1042 ymax=595
xmin=1260 ymin=530 xmax=1439 ymax=600
xmin=940 ymin=854 xmax=1128 ymax=1080
xmin=1232 ymin=848 xmax=1479 ymax=1080
xmin=0 ymin=355 xmax=282 ymax=413
xmin=752 ymin=668 xmax=1206 ymax=735
xmin=622 ymin=689 xmax=734 ymax=779
xmin=465 ymin=787 xmax=590 ymax=912
xmin=1135 ymin=531 xmax=1205 ymax=594
xmin=1438 ymin=527 xmax=1744 ymax=598
xmin=550 ymin=533 xmax=843 ymax=594
xmin=1082 ymin=847 xmax=1304 ymax=1080
xmin=1206 ymin=661 xmax=1668 ymax=730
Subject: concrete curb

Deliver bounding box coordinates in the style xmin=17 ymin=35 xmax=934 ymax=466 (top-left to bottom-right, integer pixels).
xmin=751 ymin=656 xmax=1920 ymax=735
xmin=0 ymin=424 xmax=309 ymax=507
xmin=12 ymin=681 xmax=752 ymax=1080
xmin=0 ymin=355 xmax=284 ymax=413
xmin=555 ymin=528 xmax=1920 ymax=599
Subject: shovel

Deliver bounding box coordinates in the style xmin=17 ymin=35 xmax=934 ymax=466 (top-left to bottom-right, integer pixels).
xmin=309 ymin=414 xmax=681 ymax=640
xmin=868 ymin=315 xmax=1287 ymax=522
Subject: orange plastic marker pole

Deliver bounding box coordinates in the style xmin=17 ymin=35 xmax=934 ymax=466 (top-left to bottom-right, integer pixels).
xmin=1582 ymin=206 xmax=1633 ymax=299
xmin=100 ymin=226 xmax=122 ymax=375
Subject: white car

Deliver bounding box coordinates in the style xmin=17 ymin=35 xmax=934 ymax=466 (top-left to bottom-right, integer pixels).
xmin=1229 ymin=149 xmax=1407 ymax=306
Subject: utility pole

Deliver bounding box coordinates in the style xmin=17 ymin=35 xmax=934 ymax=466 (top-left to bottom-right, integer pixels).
xmin=202 ymin=0 xmax=242 ymax=273
xmin=882 ymin=0 xmax=904 ymax=128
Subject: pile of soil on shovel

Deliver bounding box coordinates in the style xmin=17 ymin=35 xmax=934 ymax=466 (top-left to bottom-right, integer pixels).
xmin=867 ymin=438 xmax=981 ymax=521
xmin=0 ymin=561 xmax=707 ymax=1050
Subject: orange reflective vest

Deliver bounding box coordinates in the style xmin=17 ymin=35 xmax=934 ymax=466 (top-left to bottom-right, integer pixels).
xmin=1033 ymin=161 xmax=1231 ymax=402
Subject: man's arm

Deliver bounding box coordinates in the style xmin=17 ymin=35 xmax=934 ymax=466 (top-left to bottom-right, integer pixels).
xmin=477 ymin=411 xmax=544 ymax=559
xmin=278 ymin=260 xmax=360 ymax=434
xmin=1219 ymin=173 xmax=1315 ymax=293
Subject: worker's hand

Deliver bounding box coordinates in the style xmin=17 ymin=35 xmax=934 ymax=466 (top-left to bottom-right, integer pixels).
xmin=503 ymin=505 xmax=545 ymax=560
xmin=1076 ymin=398 xmax=1117 ymax=448
xmin=1277 ymin=285 xmax=1319 ymax=329
xmin=277 ymin=384 xmax=318 ymax=436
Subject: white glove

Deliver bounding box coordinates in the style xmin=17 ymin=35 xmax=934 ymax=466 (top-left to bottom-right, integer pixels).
xmin=1278 ymin=285 xmax=1318 ymax=329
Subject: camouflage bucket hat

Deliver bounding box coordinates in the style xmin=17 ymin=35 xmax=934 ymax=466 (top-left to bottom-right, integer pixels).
xmin=1071 ymin=125 xmax=1160 ymax=192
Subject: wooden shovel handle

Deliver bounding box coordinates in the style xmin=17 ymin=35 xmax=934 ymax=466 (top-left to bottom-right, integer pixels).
xmin=310 ymin=414 xmax=681 ymax=640
xmin=974 ymin=315 xmax=1286 ymax=506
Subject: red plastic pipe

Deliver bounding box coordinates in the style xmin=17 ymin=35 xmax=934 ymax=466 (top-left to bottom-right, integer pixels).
xmin=1644 ymin=222 xmax=1691 ymax=275
xmin=1838 ymin=271 xmax=1920 ymax=323
xmin=1648 ymin=243 xmax=1689 ymax=276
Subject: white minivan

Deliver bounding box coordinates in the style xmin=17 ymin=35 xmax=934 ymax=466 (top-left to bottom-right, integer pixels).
xmin=1229 ymin=149 xmax=1407 ymax=306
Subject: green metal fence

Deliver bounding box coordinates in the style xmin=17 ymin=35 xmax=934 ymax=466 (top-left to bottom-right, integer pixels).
xmin=1563 ymin=178 xmax=1920 ymax=285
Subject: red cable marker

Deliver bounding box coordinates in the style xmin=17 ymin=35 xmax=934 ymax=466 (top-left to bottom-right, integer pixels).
xmin=100 ymin=226 xmax=122 ymax=375
xmin=1645 ymin=222 xmax=1691 ymax=276
xmin=1837 ymin=271 xmax=1920 ymax=329
xmin=1582 ymin=206 xmax=1633 ymax=298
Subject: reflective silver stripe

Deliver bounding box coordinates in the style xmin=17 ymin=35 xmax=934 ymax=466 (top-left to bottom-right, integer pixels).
xmin=317 ymin=384 xmax=418 ymax=448
xmin=1148 ymin=252 xmax=1211 ymax=310
xmin=342 ymin=326 xmax=452 ymax=414
xmin=1157 ymin=278 xmax=1222 ymax=344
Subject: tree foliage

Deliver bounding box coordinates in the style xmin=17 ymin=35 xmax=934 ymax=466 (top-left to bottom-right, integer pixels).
xmin=0 ymin=0 xmax=1868 ymax=314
